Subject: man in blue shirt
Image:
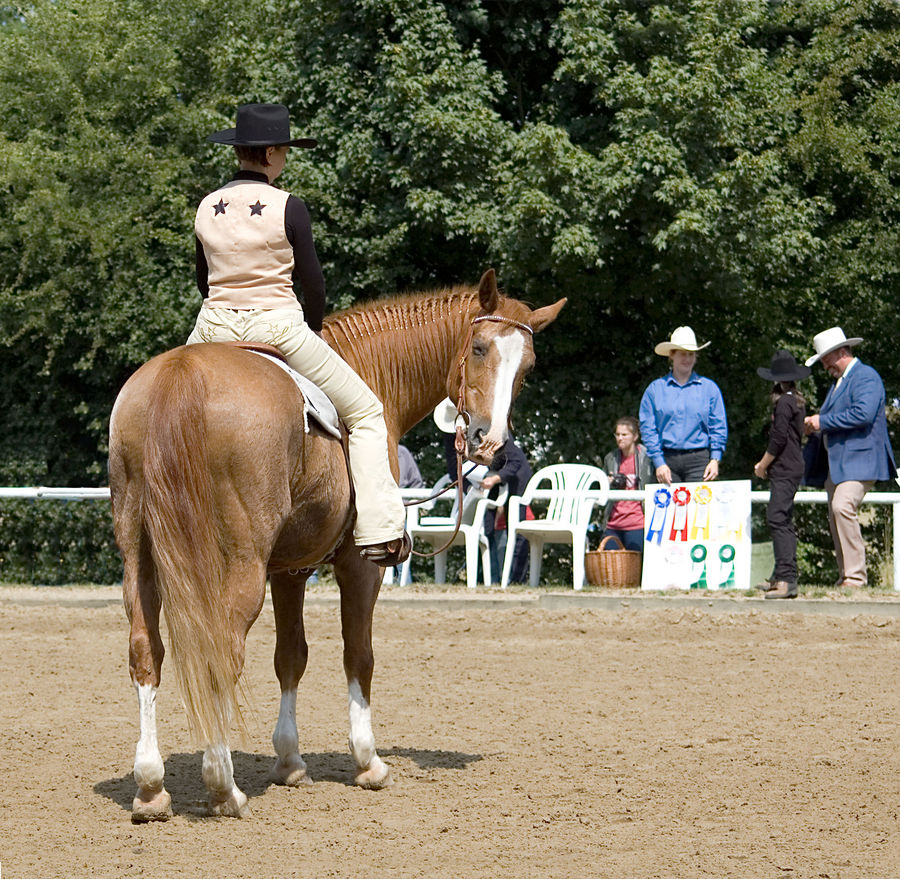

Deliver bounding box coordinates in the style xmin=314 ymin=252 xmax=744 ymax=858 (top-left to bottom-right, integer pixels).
xmin=639 ymin=326 xmax=728 ymax=484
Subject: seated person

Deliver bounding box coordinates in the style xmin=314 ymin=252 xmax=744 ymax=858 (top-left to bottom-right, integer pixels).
xmin=602 ymin=416 xmax=653 ymax=552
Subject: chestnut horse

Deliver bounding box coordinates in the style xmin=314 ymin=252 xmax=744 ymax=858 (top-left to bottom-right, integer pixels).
xmin=108 ymin=269 xmax=564 ymax=821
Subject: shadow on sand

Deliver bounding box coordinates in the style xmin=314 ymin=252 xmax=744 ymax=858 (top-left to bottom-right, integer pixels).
xmin=94 ymin=746 xmax=482 ymax=818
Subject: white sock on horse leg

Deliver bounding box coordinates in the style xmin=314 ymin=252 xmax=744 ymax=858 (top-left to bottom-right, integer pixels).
xmin=347 ymin=679 xmax=378 ymax=769
xmin=273 ymin=689 xmax=299 ymax=761
xmin=134 ymin=683 xmax=165 ymax=793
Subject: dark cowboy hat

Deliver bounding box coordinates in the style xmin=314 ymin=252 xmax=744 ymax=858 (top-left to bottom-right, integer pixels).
xmin=757 ymin=349 xmax=811 ymax=382
xmin=207 ymin=103 xmax=317 ymax=148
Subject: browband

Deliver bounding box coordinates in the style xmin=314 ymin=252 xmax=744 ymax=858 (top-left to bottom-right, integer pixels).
xmin=472 ymin=314 xmax=533 ymax=335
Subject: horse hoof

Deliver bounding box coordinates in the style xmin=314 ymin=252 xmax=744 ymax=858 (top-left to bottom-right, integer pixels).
xmin=271 ymin=756 xmax=313 ymax=787
xmin=355 ymin=760 xmax=393 ymax=790
xmin=209 ymin=789 xmax=251 ymax=818
xmin=131 ymin=788 xmax=172 ymax=823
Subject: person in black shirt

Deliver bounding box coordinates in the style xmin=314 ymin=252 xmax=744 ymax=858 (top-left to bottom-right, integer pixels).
xmin=753 ymin=350 xmax=810 ymax=599
xmin=479 ymin=436 xmax=533 ymax=583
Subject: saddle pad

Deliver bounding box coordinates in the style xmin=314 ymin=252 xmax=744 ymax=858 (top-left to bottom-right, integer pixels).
xmin=250 ymin=351 xmax=342 ymax=439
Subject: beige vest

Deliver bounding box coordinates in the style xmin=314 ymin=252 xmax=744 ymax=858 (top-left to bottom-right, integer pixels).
xmin=195 ymin=180 xmax=297 ymax=309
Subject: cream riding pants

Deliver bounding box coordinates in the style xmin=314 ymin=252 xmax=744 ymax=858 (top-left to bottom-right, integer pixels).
xmin=187 ymin=304 xmax=406 ymax=545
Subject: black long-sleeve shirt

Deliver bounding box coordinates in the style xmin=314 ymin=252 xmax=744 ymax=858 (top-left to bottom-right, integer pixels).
xmin=767 ymin=392 xmax=805 ymax=479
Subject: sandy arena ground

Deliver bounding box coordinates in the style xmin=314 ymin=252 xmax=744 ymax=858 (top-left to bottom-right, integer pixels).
xmin=0 ymin=587 xmax=897 ymax=879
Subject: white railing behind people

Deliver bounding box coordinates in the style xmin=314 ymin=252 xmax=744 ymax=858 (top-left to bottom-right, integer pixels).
xmin=1 ymin=486 xmax=898 ymax=590
xmin=605 ymin=488 xmax=900 ymax=591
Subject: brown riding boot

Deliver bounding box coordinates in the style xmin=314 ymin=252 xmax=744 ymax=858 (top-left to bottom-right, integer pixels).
xmin=764 ymin=580 xmax=798 ymax=600
xmin=359 ymin=532 xmax=412 ymax=566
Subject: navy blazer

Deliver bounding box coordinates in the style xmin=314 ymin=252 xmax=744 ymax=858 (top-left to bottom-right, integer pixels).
xmin=819 ymin=359 xmax=896 ymax=483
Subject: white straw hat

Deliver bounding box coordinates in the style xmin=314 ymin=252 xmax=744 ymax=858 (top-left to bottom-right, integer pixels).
xmin=432 ymin=398 xmax=460 ymax=434
xmin=654 ymin=326 xmax=710 ymax=356
xmin=804 ymin=327 xmax=863 ymax=367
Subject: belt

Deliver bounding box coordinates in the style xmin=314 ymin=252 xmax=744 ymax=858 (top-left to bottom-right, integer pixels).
xmin=662 ymin=448 xmax=708 ymax=455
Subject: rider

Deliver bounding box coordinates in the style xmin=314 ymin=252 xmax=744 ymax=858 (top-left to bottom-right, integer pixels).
xmin=186 ymin=103 xmax=410 ymax=565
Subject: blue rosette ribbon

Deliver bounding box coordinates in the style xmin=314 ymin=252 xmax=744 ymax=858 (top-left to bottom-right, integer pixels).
xmin=646 ymin=487 xmax=671 ymax=545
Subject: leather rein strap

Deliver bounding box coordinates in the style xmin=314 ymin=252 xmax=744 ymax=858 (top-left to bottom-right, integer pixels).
xmin=406 ymin=313 xmax=533 ymax=562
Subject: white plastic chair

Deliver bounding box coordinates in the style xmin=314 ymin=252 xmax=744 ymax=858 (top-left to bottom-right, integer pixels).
xmin=500 ymin=464 xmax=609 ymax=590
xmin=400 ymin=471 xmax=508 ymax=589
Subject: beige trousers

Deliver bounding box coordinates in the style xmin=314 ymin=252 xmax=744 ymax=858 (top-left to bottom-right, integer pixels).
xmin=187 ymin=305 xmax=406 ymax=545
xmin=825 ymin=476 xmax=874 ymax=587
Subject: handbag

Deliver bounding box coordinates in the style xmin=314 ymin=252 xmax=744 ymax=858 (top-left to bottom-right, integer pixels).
xmin=802 ymin=431 xmax=828 ymax=487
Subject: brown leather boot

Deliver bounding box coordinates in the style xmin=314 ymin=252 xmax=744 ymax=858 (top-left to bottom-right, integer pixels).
xmin=359 ymin=532 xmax=412 ymax=566
xmin=764 ymin=580 xmax=798 ymax=599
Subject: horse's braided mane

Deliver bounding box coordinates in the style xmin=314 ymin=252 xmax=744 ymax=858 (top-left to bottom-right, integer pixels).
xmin=322 ymin=288 xmax=481 ymax=392
xmin=324 ymin=287 xmax=480 ymax=340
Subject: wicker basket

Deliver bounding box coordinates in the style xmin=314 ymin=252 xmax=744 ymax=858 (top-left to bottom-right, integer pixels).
xmin=585 ymin=536 xmax=642 ymax=587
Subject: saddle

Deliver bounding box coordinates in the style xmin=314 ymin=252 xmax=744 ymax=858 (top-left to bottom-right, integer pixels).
xmin=240 ymin=347 xmax=343 ymax=440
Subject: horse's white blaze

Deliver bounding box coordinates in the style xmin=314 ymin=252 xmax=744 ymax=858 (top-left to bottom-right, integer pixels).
xmin=273 ymin=689 xmax=299 ymax=760
xmin=485 ymin=332 xmax=525 ymax=444
xmin=134 ymin=683 xmax=165 ymax=791
xmin=347 ymin=679 xmax=378 ymax=769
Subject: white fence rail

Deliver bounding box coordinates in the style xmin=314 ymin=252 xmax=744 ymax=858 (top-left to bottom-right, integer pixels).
xmin=1 ymin=486 xmax=898 ymax=590
xmin=606 ymin=488 xmax=900 ymax=591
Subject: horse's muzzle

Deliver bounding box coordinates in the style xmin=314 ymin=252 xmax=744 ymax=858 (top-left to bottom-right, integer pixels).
xmin=468 ymin=432 xmax=504 ymax=466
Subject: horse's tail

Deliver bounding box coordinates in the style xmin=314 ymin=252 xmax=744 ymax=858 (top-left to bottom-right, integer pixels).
xmin=141 ymin=350 xmax=245 ymax=745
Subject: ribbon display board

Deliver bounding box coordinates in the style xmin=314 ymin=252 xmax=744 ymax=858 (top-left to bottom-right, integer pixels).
xmin=641 ymin=479 xmax=751 ymax=591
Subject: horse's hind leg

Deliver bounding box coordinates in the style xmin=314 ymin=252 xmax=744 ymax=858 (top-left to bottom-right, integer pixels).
xmin=333 ymin=547 xmax=393 ymax=789
xmin=123 ymin=535 xmax=171 ymax=822
xmin=203 ymin=744 xmax=249 ymax=818
xmin=200 ymin=561 xmax=267 ymax=818
xmin=269 ymin=569 xmax=313 ymax=786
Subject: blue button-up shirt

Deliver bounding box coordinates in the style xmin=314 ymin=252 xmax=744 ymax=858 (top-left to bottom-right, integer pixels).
xmin=639 ymin=372 xmax=728 ymax=468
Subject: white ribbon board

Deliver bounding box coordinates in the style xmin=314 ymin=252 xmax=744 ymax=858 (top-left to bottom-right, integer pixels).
xmin=640 ymin=479 xmax=752 ymax=591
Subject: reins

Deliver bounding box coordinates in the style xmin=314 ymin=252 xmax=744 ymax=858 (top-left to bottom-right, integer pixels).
xmin=405 ymin=312 xmax=533 ymax=561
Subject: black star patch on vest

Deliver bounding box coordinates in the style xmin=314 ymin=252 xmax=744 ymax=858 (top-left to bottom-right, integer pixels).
xmin=250 ymin=200 xmax=265 ymax=216
xmin=213 ymin=198 xmax=228 ymax=215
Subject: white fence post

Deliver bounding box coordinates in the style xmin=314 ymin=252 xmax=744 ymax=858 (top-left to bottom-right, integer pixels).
xmin=894 ymin=500 xmax=900 ymax=592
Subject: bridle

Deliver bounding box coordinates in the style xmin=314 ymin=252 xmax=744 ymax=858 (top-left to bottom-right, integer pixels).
xmin=455 ymin=314 xmax=534 ymax=429
xmin=407 ymin=312 xmax=534 ymax=561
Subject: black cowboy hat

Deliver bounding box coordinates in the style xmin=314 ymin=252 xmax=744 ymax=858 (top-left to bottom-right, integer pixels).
xmin=207 ymin=103 xmax=317 ymax=148
xmin=757 ymin=349 xmax=811 ymax=382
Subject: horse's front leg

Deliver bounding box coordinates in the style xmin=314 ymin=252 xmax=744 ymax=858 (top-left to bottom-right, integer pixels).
xmin=333 ymin=548 xmax=392 ymax=789
xmin=269 ymin=569 xmax=313 ymax=787
xmin=124 ymin=546 xmax=171 ymax=823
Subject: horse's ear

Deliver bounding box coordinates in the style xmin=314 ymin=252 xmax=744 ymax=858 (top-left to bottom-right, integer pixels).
xmin=477 ymin=268 xmax=500 ymax=313
xmin=529 ymin=298 xmax=567 ymax=333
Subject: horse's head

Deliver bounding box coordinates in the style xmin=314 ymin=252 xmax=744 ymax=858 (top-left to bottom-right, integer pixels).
xmin=448 ymin=269 xmax=566 ymax=466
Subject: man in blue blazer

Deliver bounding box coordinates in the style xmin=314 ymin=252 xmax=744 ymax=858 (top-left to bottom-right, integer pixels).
xmin=804 ymin=327 xmax=896 ymax=588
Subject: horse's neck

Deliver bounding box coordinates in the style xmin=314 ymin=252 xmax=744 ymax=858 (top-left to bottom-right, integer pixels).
xmin=322 ymin=293 xmax=477 ymax=437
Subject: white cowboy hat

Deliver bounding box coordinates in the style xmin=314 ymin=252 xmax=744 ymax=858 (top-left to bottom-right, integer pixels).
xmin=804 ymin=326 xmax=863 ymax=367
xmin=432 ymin=398 xmax=460 ymax=434
xmin=654 ymin=326 xmax=710 ymax=356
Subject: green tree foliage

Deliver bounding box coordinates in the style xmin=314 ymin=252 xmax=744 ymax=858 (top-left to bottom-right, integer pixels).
xmin=494 ymin=0 xmax=900 ymax=470
xmin=0 ymin=0 xmax=896 ymax=583
xmin=0 ymin=0 xmax=286 ymax=481
xmin=0 ymin=1 xmax=199 ymax=480
xmin=774 ymin=1 xmax=900 ymax=411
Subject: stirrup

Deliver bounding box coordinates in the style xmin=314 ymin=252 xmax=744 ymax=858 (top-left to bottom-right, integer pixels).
xmin=359 ymin=532 xmax=412 ymax=566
